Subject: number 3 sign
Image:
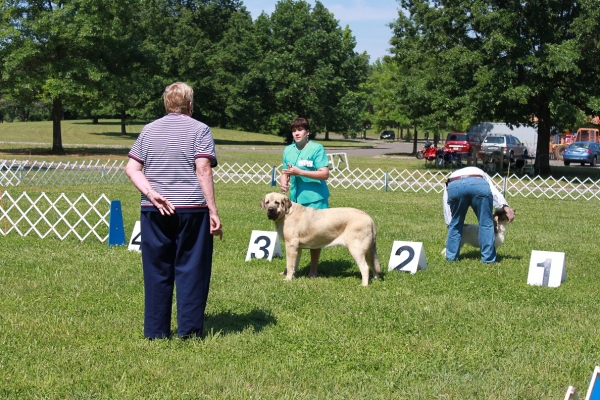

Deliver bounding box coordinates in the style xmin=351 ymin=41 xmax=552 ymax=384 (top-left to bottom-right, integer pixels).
xmin=245 ymin=230 xmax=283 ymax=262
xmin=388 ymin=241 xmax=427 ymax=274
xmin=527 ymin=250 xmax=566 ymax=287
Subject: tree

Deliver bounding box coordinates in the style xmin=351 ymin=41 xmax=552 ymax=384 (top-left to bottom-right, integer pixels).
xmin=364 ymin=60 xmax=410 ymax=138
xmin=1 ymin=0 xmax=140 ymax=153
xmin=250 ymin=0 xmax=369 ymax=139
xmin=390 ymin=0 xmax=600 ymax=174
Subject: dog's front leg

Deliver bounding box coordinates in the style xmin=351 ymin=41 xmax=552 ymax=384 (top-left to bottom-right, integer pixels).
xmin=284 ymin=245 xmax=301 ymax=281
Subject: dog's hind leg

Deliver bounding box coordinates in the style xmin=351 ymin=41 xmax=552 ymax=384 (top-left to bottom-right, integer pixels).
xmin=366 ymin=242 xmax=380 ymax=280
xmin=348 ymin=245 xmax=372 ymax=286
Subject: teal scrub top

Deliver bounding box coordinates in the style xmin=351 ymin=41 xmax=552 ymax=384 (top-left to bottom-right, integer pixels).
xmin=282 ymin=140 xmax=330 ymax=205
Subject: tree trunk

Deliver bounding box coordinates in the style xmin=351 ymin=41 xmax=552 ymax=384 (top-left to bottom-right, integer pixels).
xmin=412 ymin=126 xmax=418 ymax=154
xmin=92 ymin=116 xmax=99 ymax=124
xmin=325 ymin=131 xmax=330 ymax=140
xmin=400 ymin=126 xmax=404 ymax=140
xmin=535 ymin=101 xmax=552 ymax=175
xmin=52 ymin=98 xmax=65 ymax=154
xmin=121 ymin=110 xmax=127 ymax=136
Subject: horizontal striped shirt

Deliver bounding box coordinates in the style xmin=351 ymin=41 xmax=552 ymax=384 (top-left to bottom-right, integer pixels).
xmin=128 ymin=113 xmax=217 ymax=210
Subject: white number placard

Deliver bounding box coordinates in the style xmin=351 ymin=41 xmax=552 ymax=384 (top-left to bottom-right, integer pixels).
xmin=388 ymin=241 xmax=427 ymax=274
xmin=585 ymin=366 xmax=600 ymax=400
xmin=527 ymin=250 xmax=566 ymax=287
xmin=245 ymin=230 xmax=283 ymax=262
xmin=128 ymin=221 xmax=142 ymax=253
xmin=563 ymin=386 xmax=579 ymax=400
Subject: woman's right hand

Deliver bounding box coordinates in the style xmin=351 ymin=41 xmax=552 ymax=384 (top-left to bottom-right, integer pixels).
xmin=147 ymin=189 xmax=175 ymax=215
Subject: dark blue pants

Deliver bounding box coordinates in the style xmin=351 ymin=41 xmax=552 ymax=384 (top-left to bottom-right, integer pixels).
xmin=140 ymin=211 xmax=213 ymax=339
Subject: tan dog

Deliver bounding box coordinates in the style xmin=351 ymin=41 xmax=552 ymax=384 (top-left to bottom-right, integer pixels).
xmin=260 ymin=192 xmax=380 ymax=286
xmin=441 ymin=208 xmax=512 ymax=257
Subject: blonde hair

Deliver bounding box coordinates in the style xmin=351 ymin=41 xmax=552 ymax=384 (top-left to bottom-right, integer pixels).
xmin=163 ymin=82 xmax=194 ymax=114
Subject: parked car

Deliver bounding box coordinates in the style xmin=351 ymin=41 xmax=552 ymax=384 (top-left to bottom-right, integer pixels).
xmin=380 ymin=130 xmax=395 ymax=140
xmin=563 ymin=141 xmax=600 ymax=166
xmin=443 ymin=132 xmax=483 ymax=157
xmin=480 ymin=134 xmax=529 ymax=163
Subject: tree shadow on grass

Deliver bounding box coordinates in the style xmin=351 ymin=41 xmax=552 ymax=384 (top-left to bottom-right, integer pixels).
xmin=214 ymin=139 xmax=286 ymax=147
xmin=204 ymin=309 xmax=277 ymax=335
xmin=0 ymin=147 xmax=130 ymax=157
xmin=71 ymin=121 xmax=147 ymax=127
xmin=87 ymin=131 xmax=140 ymax=139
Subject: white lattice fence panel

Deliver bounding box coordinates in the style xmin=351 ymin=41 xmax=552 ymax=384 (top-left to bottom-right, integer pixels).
xmin=490 ymin=173 xmax=600 ymax=200
xmin=386 ymin=169 xmax=448 ymax=193
xmin=0 ymin=191 xmax=111 ymax=241
xmin=214 ymin=162 xmax=274 ymax=184
xmin=0 ymin=160 xmax=128 ymax=186
xmin=329 ymin=168 xmax=387 ymax=190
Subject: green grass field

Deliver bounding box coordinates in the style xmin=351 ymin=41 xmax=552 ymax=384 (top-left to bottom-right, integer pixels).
xmin=1 ymin=121 xmax=599 ymax=399
xmin=0 ymin=119 xmax=380 ymax=157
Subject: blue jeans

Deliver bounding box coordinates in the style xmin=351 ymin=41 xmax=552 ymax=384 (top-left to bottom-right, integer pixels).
xmin=445 ymin=176 xmax=496 ymax=263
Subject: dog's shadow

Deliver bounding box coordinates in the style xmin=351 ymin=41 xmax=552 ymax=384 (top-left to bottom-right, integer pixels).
xmin=298 ymin=259 xmax=369 ymax=280
xmin=204 ymin=309 xmax=277 ymax=336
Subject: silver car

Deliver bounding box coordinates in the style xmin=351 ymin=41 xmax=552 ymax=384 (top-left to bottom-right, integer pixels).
xmin=480 ymin=134 xmax=529 ymax=162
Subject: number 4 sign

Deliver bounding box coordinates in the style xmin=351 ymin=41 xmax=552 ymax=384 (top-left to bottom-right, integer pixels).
xmin=245 ymin=230 xmax=283 ymax=262
xmin=387 ymin=241 xmax=427 ymax=274
xmin=527 ymin=250 xmax=566 ymax=287
xmin=128 ymin=221 xmax=142 ymax=253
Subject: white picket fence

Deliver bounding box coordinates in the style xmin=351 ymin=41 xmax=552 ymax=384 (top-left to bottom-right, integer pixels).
xmin=3 ymin=159 xmax=600 ymax=200
xmin=213 ymin=162 xmax=600 ymax=200
xmin=0 ymin=159 xmax=129 ymax=186
xmin=2 ymin=160 xmax=599 ymax=243
xmin=2 ymin=160 xmax=600 ymax=243
xmin=0 ymin=191 xmax=111 ymax=242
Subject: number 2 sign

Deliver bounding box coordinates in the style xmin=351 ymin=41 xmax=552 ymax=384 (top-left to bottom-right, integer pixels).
xmin=245 ymin=230 xmax=283 ymax=262
xmin=527 ymin=250 xmax=566 ymax=287
xmin=387 ymin=241 xmax=427 ymax=274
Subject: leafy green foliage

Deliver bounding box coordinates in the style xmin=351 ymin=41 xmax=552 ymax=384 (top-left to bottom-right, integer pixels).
xmin=245 ymin=0 xmax=370 ymax=139
xmin=0 ymin=0 xmax=147 ymax=151
xmin=389 ymin=0 xmax=600 ymax=174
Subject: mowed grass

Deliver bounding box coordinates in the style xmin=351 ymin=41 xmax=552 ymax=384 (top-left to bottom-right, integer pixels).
xmin=1 ymin=180 xmax=599 ymax=399
xmin=0 ymin=119 xmax=378 ymax=158
xmin=1 ymin=121 xmax=599 ymax=398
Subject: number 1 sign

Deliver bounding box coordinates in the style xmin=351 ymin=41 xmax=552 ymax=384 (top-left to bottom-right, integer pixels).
xmin=245 ymin=230 xmax=283 ymax=262
xmin=527 ymin=250 xmax=566 ymax=287
xmin=387 ymin=241 xmax=427 ymax=274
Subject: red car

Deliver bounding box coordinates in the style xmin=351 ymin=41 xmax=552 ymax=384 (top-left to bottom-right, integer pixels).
xmin=443 ymin=132 xmax=483 ymax=157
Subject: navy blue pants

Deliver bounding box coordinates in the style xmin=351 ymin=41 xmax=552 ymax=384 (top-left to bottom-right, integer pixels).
xmin=140 ymin=211 xmax=213 ymax=339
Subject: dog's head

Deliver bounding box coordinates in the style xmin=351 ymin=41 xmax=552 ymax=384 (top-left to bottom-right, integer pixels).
xmin=493 ymin=208 xmax=514 ymax=234
xmin=260 ymin=192 xmax=292 ymax=221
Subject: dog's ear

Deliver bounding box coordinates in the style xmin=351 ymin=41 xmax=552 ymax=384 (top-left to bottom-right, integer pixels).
xmin=260 ymin=197 xmax=266 ymax=210
xmin=284 ymin=197 xmax=292 ymax=213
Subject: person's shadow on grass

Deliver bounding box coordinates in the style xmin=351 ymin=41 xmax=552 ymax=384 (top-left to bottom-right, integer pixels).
xmin=204 ymin=309 xmax=277 ymax=335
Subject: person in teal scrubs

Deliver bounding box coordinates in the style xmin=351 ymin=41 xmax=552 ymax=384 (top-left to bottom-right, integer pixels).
xmin=280 ymin=117 xmax=330 ymax=278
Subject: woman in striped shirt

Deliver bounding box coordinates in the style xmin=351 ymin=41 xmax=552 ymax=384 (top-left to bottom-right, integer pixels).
xmin=126 ymin=82 xmax=222 ymax=339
